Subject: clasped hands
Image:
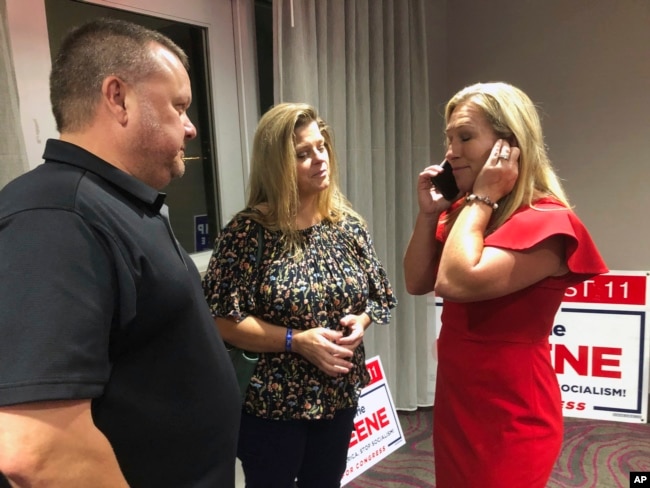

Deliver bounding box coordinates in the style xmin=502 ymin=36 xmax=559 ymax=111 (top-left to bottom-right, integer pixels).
xmin=294 ymin=314 xmax=368 ymax=377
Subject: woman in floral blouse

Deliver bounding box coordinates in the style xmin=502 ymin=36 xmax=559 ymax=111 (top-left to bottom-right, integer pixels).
xmin=202 ymin=102 xmax=396 ymax=488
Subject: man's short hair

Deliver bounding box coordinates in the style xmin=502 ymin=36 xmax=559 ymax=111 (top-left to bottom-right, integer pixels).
xmin=50 ymin=17 xmax=189 ymax=132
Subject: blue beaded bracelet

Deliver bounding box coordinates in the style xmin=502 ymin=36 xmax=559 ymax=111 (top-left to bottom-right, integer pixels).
xmin=285 ymin=327 xmax=293 ymax=352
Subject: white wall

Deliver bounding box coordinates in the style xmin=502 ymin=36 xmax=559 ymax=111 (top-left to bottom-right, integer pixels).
xmin=441 ymin=0 xmax=650 ymax=271
xmin=425 ymin=0 xmax=448 ymax=161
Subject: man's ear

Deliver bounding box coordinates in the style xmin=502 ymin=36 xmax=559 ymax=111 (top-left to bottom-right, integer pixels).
xmin=102 ymin=76 xmax=128 ymax=124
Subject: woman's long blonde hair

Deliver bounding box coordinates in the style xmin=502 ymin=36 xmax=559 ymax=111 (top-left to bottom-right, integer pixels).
xmin=445 ymin=82 xmax=570 ymax=233
xmin=241 ymin=102 xmax=362 ymax=254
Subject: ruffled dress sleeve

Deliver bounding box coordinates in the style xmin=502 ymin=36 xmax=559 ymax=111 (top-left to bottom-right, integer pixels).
xmin=484 ymin=198 xmax=608 ymax=286
xmin=341 ymin=216 xmax=397 ymax=324
xmin=202 ymin=213 xmax=263 ymax=322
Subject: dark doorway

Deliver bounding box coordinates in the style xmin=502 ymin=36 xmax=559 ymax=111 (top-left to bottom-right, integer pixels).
xmin=255 ymin=0 xmax=274 ymax=115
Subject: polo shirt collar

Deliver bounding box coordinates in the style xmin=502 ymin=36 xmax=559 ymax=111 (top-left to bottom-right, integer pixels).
xmin=42 ymin=139 xmax=167 ymax=212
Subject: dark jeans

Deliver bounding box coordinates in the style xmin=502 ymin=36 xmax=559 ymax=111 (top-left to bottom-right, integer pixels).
xmin=238 ymin=408 xmax=356 ymax=488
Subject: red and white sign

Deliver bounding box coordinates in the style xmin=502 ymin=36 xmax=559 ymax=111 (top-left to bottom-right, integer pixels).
xmin=435 ymin=271 xmax=650 ymax=424
xmin=550 ymin=271 xmax=649 ymax=423
xmin=341 ymin=356 xmax=406 ymax=486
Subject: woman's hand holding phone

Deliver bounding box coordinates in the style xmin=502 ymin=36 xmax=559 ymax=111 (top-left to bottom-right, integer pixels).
xmin=431 ymin=160 xmax=460 ymax=201
xmin=415 ymin=161 xmax=458 ymax=217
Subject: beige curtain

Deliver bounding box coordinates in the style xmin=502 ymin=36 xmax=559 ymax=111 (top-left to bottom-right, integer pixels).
xmin=273 ymin=0 xmax=436 ymax=409
xmin=0 ymin=0 xmax=29 ymax=189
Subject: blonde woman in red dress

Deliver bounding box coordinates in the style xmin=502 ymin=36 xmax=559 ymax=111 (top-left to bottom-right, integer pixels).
xmin=403 ymin=82 xmax=608 ymax=488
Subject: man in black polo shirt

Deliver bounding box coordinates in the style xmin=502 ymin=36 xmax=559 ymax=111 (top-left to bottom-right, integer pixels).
xmin=0 ymin=18 xmax=240 ymax=487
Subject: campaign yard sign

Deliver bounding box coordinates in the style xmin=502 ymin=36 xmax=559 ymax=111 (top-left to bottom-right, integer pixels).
xmin=341 ymin=356 xmax=406 ymax=486
xmin=434 ymin=271 xmax=650 ymax=424
xmin=550 ymin=271 xmax=649 ymax=423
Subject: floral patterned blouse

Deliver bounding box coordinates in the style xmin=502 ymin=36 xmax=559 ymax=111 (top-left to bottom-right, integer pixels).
xmin=202 ymin=211 xmax=396 ymax=420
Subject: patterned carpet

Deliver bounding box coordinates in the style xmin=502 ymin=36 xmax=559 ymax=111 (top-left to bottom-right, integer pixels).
xmin=345 ymin=407 xmax=650 ymax=488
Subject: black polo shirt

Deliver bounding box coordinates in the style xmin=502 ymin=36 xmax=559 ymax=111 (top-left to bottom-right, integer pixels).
xmin=0 ymin=139 xmax=240 ymax=487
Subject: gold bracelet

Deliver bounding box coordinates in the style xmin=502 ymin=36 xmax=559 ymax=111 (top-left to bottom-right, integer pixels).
xmin=465 ymin=194 xmax=498 ymax=210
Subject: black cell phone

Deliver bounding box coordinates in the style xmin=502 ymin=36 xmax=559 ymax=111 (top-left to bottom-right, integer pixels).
xmin=430 ymin=160 xmax=459 ymax=201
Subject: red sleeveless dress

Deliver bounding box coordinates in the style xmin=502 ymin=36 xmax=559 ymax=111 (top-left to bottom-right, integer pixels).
xmin=433 ymin=198 xmax=608 ymax=488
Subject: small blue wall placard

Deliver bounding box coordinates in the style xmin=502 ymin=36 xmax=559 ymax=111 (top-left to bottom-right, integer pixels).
xmin=194 ymin=214 xmax=210 ymax=252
